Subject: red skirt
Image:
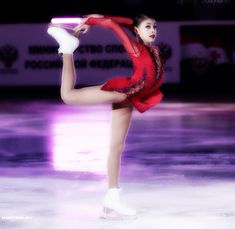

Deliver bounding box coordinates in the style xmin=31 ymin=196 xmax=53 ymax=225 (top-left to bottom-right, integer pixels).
xmin=101 ymin=76 xmax=164 ymax=113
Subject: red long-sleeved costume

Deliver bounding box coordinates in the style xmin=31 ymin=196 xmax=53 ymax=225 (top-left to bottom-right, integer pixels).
xmin=85 ymin=16 xmax=164 ymax=113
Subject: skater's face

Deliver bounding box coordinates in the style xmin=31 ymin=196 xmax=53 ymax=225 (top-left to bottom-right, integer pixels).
xmin=135 ymin=18 xmax=157 ymax=44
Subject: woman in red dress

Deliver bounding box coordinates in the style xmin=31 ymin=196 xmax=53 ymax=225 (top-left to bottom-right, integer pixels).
xmin=47 ymin=14 xmax=164 ymax=218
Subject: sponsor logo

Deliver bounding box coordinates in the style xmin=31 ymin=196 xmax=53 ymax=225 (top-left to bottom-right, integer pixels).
xmin=0 ymin=45 xmax=18 ymax=74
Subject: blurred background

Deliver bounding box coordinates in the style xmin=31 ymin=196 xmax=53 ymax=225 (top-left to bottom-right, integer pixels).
xmin=1 ymin=0 xmax=235 ymax=101
xmin=1 ymin=0 xmax=235 ymax=23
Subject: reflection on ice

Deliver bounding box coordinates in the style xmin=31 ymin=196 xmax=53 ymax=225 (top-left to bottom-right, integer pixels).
xmin=51 ymin=118 xmax=109 ymax=173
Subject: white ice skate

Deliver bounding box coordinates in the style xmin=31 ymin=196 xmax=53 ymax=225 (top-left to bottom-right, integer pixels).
xmin=101 ymin=188 xmax=137 ymax=219
xmin=47 ymin=26 xmax=79 ymax=55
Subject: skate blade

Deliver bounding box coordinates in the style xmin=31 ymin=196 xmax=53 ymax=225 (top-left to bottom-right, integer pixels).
xmin=47 ymin=23 xmax=82 ymax=37
xmin=48 ymin=23 xmax=87 ymax=33
xmin=100 ymin=207 xmax=137 ymax=221
xmin=48 ymin=22 xmax=74 ymax=31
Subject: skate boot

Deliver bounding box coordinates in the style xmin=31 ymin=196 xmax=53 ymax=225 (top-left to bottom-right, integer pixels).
xmin=101 ymin=188 xmax=137 ymax=219
xmin=47 ymin=26 xmax=79 ymax=55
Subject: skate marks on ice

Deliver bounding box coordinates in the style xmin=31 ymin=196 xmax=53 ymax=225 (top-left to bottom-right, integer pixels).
xmin=1 ymin=175 xmax=235 ymax=228
xmin=99 ymin=180 xmax=235 ymax=229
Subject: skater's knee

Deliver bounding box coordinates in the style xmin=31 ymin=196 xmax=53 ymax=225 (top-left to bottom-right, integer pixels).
xmin=113 ymin=92 xmax=127 ymax=103
xmin=60 ymin=91 xmax=74 ymax=105
xmin=110 ymin=142 xmax=125 ymax=154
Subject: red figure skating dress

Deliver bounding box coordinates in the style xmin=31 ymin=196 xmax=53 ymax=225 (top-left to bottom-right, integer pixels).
xmin=85 ymin=16 xmax=164 ymax=113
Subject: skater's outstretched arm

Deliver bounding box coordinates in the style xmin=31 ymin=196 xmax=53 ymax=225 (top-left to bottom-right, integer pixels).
xmin=74 ymin=16 xmax=141 ymax=57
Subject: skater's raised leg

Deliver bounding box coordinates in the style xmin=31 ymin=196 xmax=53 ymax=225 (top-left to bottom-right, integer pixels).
xmin=47 ymin=26 xmax=127 ymax=105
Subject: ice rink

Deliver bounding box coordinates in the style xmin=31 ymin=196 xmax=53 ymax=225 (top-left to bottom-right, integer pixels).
xmin=0 ymin=100 xmax=235 ymax=228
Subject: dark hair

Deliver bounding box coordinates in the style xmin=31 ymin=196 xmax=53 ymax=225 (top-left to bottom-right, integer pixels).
xmin=133 ymin=14 xmax=154 ymax=27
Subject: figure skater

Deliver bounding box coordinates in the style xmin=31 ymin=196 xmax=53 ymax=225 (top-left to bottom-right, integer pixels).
xmin=47 ymin=13 xmax=164 ymax=218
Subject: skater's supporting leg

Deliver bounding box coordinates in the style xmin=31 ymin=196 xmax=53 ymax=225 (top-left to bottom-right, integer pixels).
xmin=107 ymin=105 xmax=133 ymax=188
xmin=101 ymin=105 xmax=136 ymax=218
